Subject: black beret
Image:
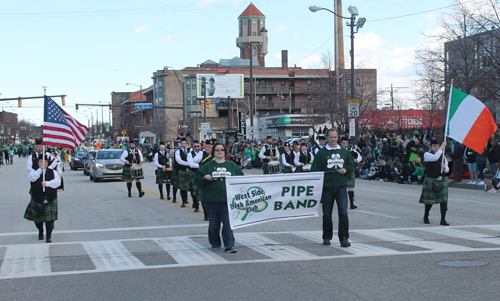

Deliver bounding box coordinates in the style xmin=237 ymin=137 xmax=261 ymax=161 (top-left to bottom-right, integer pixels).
xmin=180 ymin=137 xmax=188 ymax=142
xmin=35 ymin=138 xmax=43 ymax=145
xmin=318 ymin=135 xmax=326 ymax=141
xmin=205 ymin=140 xmax=215 ymax=145
xmin=284 ymin=142 xmax=290 ymax=147
xmin=340 ymin=136 xmax=349 ymax=142
xmin=429 ymin=138 xmax=440 ymax=146
xmin=192 ymin=140 xmax=199 ymax=144
xmin=267 ymin=136 xmax=272 ymax=139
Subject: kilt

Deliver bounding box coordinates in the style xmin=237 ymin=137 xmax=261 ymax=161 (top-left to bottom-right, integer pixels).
xmin=24 ymin=198 xmax=58 ymax=223
xmin=122 ymin=165 xmax=144 ymax=180
xmin=188 ymin=170 xmax=197 ymax=192
xmin=295 ymin=166 xmax=303 ymax=173
xmin=171 ymin=167 xmax=179 ymax=188
xmin=419 ymin=177 xmax=448 ymax=205
xmin=262 ymin=162 xmax=269 ymax=174
xmin=155 ymin=168 xmax=170 ymax=184
xmin=177 ymin=169 xmax=191 ymax=191
xmin=283 ymin=167 xmax=293 ymax=173
xmin=347 ymin=172 xmax=355 ymax=188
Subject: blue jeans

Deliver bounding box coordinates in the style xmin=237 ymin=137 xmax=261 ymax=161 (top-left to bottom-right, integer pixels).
xmin=321 ymin=186 xmax=349 ymax=241
xmin=490 ymin=163 xmax=498 ymax=178
xmin=204 ymin=202 xmax=235 ymax=249
xmin=477 ymin=161 xmax=486 ymax=181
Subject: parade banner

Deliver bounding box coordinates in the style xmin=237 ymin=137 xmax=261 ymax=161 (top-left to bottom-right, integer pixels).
xmin=225 ymin=172 xmax=325 ymax=229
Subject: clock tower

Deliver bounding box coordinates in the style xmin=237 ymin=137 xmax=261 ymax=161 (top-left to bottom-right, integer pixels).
xmin=236 ymin=3 xmax=268 ymax=67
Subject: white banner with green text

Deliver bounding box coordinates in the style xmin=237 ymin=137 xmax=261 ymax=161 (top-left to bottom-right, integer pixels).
xmin=225 ymin=172 xmax=325 ymax=229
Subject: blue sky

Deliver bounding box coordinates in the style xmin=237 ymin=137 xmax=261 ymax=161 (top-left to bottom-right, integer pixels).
xmin=0 ymin=0 xmax=454 ymax=126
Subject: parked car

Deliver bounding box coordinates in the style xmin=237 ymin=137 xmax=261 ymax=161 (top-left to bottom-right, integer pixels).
xmin=83 ymin=150 xmax=97 ymax=176
xmin=70 ymin=151 xmax=87 ymax=170
xmin=89 ymin=149 xmax=124 ymax=182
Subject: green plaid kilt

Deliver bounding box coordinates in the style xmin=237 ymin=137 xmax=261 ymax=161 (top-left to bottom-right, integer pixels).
xmin=24 ymin=198 xmax=58 ymax=223
xmin=155 ymin=168 xmax=170 ymax=184
xmin=419 ymin=177 xmax=448 ymax=205
xmin=122 ymin=165 xmax=144 ymax=180
xmin=283 ymin=167 xmax=293 ymax=173
xmin=347 ymin=172 xmax=355 ymax=188
xmin=171 ymin=167 xmax=179 ymax=188
xmin=262 ymin=162 xmax=269 ymax=174
xmin=188 ymin=169 xmax=197 ymax=192
xmin=295 ymin=166 xmax=303 ymax=173
xmin=177 ymin=169 xmax=191 ymax=191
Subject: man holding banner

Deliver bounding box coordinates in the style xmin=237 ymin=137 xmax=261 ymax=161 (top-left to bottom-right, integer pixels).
xmin=311 ymin=128 xmax=354 ymax=248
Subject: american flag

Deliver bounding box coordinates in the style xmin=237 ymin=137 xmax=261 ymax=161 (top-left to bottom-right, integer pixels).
xmin=43 ymin=96 xmax=88 ymax=150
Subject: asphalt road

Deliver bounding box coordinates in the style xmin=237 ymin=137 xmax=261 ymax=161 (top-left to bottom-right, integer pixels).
xmin=1 ymin=158 xmax=499 ymax=300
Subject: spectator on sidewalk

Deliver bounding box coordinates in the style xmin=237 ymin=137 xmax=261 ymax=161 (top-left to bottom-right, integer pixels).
xmin=476 ymin=150 xmax=488 ymax=186
xmin=464 ymin=147 xmax=479 ymax=185
xmin=487 ymin=136 xmax=500 ymax=177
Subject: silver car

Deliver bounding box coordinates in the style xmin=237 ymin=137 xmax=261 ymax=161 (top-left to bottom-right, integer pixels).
xmin=89 ymin=149 xmax=124 ymax=182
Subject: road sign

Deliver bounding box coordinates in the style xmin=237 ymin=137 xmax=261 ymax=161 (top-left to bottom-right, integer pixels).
xmin=121 ymin=130 xmax=127 ymax=135
xmin=134 ymin=103 xmax=153 ymax=109
xmin=207 ymin=129 xmax=212 ymax=135
xmin=348 ymin=103 xmax=359 ymax=118
xmin=349 ymin=118 xmax=356 ymax=137
xmin=200 ymin=123 xmax=210 ymax=130
xmin=348 ymin=99 xmax=360 ymax=103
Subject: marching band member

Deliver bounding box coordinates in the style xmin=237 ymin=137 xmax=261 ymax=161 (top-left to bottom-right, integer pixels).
xmin=258 ymin=136 xmax=279 ymax=175
xmin=340 ymin=136 xmax=361 ymax=209
xmin=174 ymin=138 xmax=191 ymax=207
xmin=153 ymin=142 xmax=171 ymax=200
xmin=294 ymin=142 xmax=314 ymax=172
xmin=26 ymin=138 xmax=51 ymax=173
xmin=313 ymin=135 xmax=327 ymax=155
xmin=170 ymin=141 xmax=179 ymax=203
xmin=24 ymin=157 xmax=61 ymax=243
xmin=120 ymin=141 xmax=145 ymax=198
xmin=188 ymin=140 xmax=203 ymax=212
xmin=281 ymin=142 xmax=296 ymax=173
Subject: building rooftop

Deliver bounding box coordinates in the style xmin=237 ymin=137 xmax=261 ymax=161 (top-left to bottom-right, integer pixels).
xmin=239 ymin=3 xmax=264 ymax=17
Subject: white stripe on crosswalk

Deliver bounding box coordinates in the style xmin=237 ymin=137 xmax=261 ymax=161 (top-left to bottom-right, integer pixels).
xmin=82 ymin=241 xmax=144 ymax=270
xmin=155 ymin=237 xmax=227 ymax=265
xmin=419 ymin=227 xmax=500 ymax=246
xmin=237 ymin=233 xmax=319 ymax=259
xmin=0 ymin=244 xmax=51 ymax=278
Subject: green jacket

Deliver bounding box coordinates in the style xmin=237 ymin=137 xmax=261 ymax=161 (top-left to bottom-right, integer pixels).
xmin=310 ymin=144 xmax=354 ymax=188
xmin=195 ymin=160 xmax=244 ymax=203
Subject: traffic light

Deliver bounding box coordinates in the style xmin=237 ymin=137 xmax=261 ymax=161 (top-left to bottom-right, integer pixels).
xmin=109 ymin=104 xmax=112 ymax=112
xmin=18 ymin=97 xmax=22 ymax=108
xmin=206 ymin=99 xmax=210 ymax=109
xmin=75 ymin=104 xmax=79 ymax=112
xmin=61 ymin=96 xmax=66 ymax=106
xmin=200 ymin=100 xmax=205 ymax=110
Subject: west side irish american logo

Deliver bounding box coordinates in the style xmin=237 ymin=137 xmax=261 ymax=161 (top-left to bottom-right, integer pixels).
xmin=231 ymin=186 xmax=271 ymax=221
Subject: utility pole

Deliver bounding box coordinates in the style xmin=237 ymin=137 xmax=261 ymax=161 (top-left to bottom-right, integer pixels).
xmin=203 ymin=79 xmax=207 ymax=122
xmin=249 ymin=43 xmax=254 ymax=127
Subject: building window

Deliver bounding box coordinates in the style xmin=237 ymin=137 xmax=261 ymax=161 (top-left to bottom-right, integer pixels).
xmin=317 ymin=95 xmax=321 ymax=103
xmin=159 ymin=81 xmax=163 ymax=89
xmin=347 ymin=78 xmax=351 ymax=85
xmin=253 ymin=32 xmax=256 ymax=36
xmin=356 ymin=79 xmax=360 ymax=86
xmin=244 ymin=20 xmax=247 ymax=25
xmin=253 ymin=20 xmax=256 ymax=25
xmin=192 ymin=80 xmax=196 ymax=89
xmin=256 ymin=95 xmax=260 ymax=104
xmin=262 ymin=80 xmax=266 ymax=87
xmin=289 ymin=80 xmax=295 ymax=87
xmin=268 ymin=95 xmax=273 ymax=107
xmin=159 ymin=97 xmax=163 ymax=105
xmin=262 ymin=96 xmax=266 ymax=104
xmin=268 ymin=79 xmax=273 ymax=87
xmin=317 ymin=80 xmax=321 ymax=87
xmin=187 ymin=96 xmax=191 ymax=105
xmin=307 ymin=80 xmax=311 ymax=87
xmin=308 ymin=95 xmax=312 ymax=103
xmin=281 ymin=80 xmax=286 ymax=87
xmin=281 ymin=95 xmax=286 ymax=103
xmin=186 ymin=81 xmax=191 ymax=90
xmin=256 ymin=80 xmax=260 ymax=88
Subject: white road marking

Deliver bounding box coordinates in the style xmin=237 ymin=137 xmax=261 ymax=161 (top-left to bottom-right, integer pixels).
xmin=237 ymin=233 xmax=319 ymax=259
xmin=419 ymin=227 xmax=500 ymax=246
xmin=0 ymin=244 xmax=51 ymax=278
xmin=155 ymin=237 xmax=226 ymax=265
xmin=353 ymin=210 xmax=399 ymax=219
xmin=82 ymin=241 xmax=144 ymax=270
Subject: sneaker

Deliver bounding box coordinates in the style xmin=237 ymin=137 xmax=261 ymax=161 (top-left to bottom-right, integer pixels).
xmin=468 ymin=181 xmax=477 ymax=185
xmin=477 ymin=181 xmax=484 ymax=185
xmin=210 ymin=247 xmax=220 ymax=251
xmin=379 ymin=179 xmax=384 ymax=182
xmin=487 ymin=188 xmax=497 ymax=193
xmin=225 ymin=247 xmax=237 ymax=253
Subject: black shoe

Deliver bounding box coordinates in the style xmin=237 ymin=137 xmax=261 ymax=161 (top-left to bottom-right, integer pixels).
xmin=160 ymin=195 xmax=164 ymax=199
xmin=128 ymin=194 xmax=132 ymax=198
xmin=340 ymin=237 xmax=351 ymax=247
xmin=350 ymin=205 xmax=358 ymax=209
xmin=440 ymin=220 xmax=450 ymax=226
xmin=181 ymin=203 xmax=186 ymax=207
xmin=167 ymin=195 xmax=171 ymax=200
xmin=139 ymin=191 xmax=145 ymax=198
xmin=423 ymin=217 xmax=430 ymax=224
xmin=46 ymin=237 xmax=52 ymax=243
xmin=194 ymin=208 xmax=199 ymax=212
xmin=173 ymin=198 xmax=177 ymax=203
xmin=322 ymin=239 xmax=331 ymax=246
xmin=204 ymin=217 xmax=209 ymax=221
xmin=38 ymin=233 xmax=44 ymax=240
xmin=225 ymin=247 xmax=237 ymax=253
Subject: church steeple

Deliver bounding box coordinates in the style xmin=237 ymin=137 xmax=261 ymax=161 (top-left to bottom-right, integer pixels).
xmin=236 ymin=3 xmax=268 ymax=67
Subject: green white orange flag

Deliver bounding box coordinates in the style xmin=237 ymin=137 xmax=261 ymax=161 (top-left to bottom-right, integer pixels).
xmin=446 ymin=87 xmax=497 ymax=153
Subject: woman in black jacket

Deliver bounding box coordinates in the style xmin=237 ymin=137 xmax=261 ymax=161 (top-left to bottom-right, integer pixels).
xmin=487 ymin=136 xmax=500 ymax=176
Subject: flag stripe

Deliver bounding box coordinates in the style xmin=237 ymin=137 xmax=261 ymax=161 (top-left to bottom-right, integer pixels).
xmin=462 ymin=108 xmax=497 ymax=152
xmin=448 ymin=87 xmax=469 ymax=121
xmin=448 ymin=95 xmax=484 ymax=141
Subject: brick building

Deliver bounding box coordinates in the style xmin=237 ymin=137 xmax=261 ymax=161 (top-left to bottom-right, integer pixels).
xmin=0 ymin=111 xmax=19 ymax=143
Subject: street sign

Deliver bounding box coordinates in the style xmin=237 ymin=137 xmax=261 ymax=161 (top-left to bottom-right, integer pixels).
xmin=349 ymin=118 xmax=356 ymax=137
xmin=348 ymin=99 xmax=360 ymax=103
xmin=200 ymin=123 xmax=210 ymax=130
xmin=134 ymin=103 xmax=153 ymax=109
xmin=121 ymin=130 xmax=127 ymax=135
xmin=348 ymin=103 xmax=359 ymax=118
xmin=207 ymin=129 xmax=212 ymax=135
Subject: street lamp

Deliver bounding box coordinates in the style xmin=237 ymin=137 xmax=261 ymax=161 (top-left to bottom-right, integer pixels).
xmin=309 ymin=5 xmax=366 ymax=137
xmin=126 ymin=83 xmax=143 ymax=131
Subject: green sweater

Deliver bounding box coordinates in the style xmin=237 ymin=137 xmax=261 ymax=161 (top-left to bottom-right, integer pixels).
xmin=310 ymin=145 xmax=354 ymax=188
xmin=412 ymin=166 xmax=424 ymax=180
xmin=195 ymin=160 xmax=244 ymax=203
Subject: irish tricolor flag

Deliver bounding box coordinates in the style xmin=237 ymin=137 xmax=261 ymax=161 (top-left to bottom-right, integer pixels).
xmin=447 ymin=87 xmax=497 ymax=153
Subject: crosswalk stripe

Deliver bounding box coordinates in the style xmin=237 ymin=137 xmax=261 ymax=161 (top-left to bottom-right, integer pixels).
xmin=237 ymin=233 xmax=319 ymax=259
xmin=418 ymin=228 xmax=500 ymax=245
xmin=0 ymin=244 xmax=51 ymax=278
xmin=82 ymin=241 xmax=145 ymax=270
xmin=155 ymin=237 xmax=227 ymax=265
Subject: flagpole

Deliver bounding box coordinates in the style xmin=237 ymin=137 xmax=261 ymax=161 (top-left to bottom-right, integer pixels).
xmin=42 ymin=86 xmax=47 ymax=191
xmin=442 ymin=79 xmax=454 ymax=172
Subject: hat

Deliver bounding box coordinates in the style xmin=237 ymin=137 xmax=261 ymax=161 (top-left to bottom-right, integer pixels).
xmin=382 ymin=138 xmax=387 ymax=141
xmin=318 ymin=135 xmax=326 ymax=141
xmin=192 ymin=140 xmax=199 ymax=144
xmin=35 ymin=138 xmax=43 ymax=145
xmin=205 ymin=139 xmax=215 ymax=145
xmin=266 ymin=136 xmax=272 ymax=139
xmin=429 ymin=138 xmax=440 ymax=146
xmin=340 ymin=136 xmax=349 ymax=143
xmin=180 ymin=137 xmax=188 ymax=142
xmin=300 ymin=142 xmax=307 ymax=147
xmin=284 ymin=142 xmax=290 ymax=147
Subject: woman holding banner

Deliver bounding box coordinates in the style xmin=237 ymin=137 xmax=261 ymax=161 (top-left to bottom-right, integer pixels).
xmin=195 ymin=142 xmax=243 ymax=253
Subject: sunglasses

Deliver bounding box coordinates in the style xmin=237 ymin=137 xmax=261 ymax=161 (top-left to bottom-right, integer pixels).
xmin=214 ymin=149 xmax=225 ymax=152
xmin=194 ymin=145 xmax=201 ymax=147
